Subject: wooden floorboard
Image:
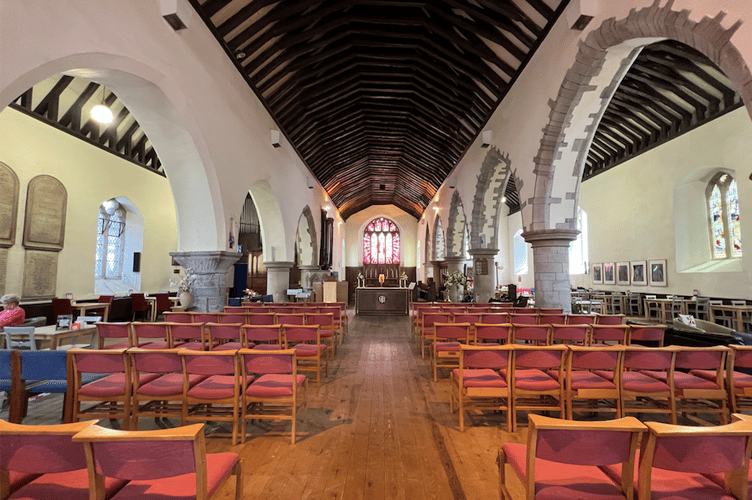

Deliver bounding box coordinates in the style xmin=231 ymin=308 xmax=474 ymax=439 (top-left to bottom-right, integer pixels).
xmin=2 ymin=311 xmax=534 ymax=500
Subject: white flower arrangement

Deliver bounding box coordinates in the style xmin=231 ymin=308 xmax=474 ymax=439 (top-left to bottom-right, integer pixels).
xmin=172 ymin=270 xmax=197 ymax=293
xmin=445 ymin=270 xmax=468 ymax=288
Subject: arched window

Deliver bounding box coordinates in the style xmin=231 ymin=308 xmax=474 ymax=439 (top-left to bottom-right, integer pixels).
xmin=363 ymin=217 xmax=400 ymax=264
xmin=707 ymin=173 xmax=742 ymax=259
xmin=569 ymin=207 xmax=589 ymax=274
xmin=96 ymin=199 xmax=125 ymax=279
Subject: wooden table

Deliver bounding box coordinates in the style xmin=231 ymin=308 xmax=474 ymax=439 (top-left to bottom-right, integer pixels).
xmin=710 ymin=304 xmax=752 ymax=332
xmin=72 ymin=302 xmax=110 ymax=322
xmin=356 ymin=287 xmax=409 ymax=315
xmin=643 ymin=298 xmax=686 ymax=323
xmin=2 ymin=324 xmax=96 ymax=350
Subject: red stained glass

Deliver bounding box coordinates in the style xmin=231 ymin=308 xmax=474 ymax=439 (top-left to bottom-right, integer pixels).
xmin=363 ymin=217 xmax=400 ymax=264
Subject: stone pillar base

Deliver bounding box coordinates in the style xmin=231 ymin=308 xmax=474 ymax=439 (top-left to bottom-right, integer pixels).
xmin=521 ymin=229 xmax=579 ymax=313
xmin=169 ymin=251 xmax=240 ymax=312
xmin=468 ymin=248 xmax=499 ymax=303
xmin=265 ymin=261 xmax=294 ymax=303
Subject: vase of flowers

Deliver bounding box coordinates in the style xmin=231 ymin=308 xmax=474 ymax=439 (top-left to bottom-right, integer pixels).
xmin=173 ymin=270 xmax=196 ymax=307
xmin=445 ymin=270 xmax=468 ymax=302
xmin=399 ymin=271 xmax=408 ymax=288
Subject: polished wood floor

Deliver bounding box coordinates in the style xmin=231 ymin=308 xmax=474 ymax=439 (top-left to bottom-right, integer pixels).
xmin=1 ymin=312 xmax=528 ymax=500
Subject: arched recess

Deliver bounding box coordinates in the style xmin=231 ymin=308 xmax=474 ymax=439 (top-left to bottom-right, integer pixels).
xmin=296 ymin=206 xmax=318 ymax=267
xmin=95 ymin=196 xmax=143 ymax=295
xmin=248 ymin=180 xmax=287 ymax=263
xmin=471 ymin=146 xmax=513 ymax=249
xmin=446 ymin=191 xmax=468 ymax=257
xmin=530 ymin=1 xmax=752 ymax=234
xmin=433 ymin=216 xmax=445 ymax=261
xmin=0 ymin=54 xmax=223 ymax=251
xmin=424 ymin=224 xmax=431 ymax=263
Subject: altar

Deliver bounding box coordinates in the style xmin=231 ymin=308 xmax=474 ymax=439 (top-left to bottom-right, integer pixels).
xmin=355 ymin=287 xmax=409 ymax=315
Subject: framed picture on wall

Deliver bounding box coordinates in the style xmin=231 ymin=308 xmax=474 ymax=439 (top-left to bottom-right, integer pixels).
xmin=631 ymin=261 xmax=647 ymax=286
xmin=616 ymin=262 xmax=630 ymax=285
xmin=649 ymin=259 xmax=668 ymax=287
xmin=603 ymin=262 xmax=616 ymax=285
xmin=592 ymin=263 xmax=603 ymax=284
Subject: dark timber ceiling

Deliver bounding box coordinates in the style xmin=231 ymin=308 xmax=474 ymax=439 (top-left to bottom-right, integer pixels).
xmin=584 ymin=40 xmax=743 ymax=180
xmin=192 ymin=0 xmax=570 ymax=219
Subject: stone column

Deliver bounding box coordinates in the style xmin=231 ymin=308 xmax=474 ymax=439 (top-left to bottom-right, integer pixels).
xmin=298 ymin=264 xmax=320 ymax=289
xmin=169 ymin=251 xmax=240 ymax=312
xmin=429 ymin=260 xmax=444 ymax=284
xmin=468 ymin=248 xmax=499 ymax=303
xmin=265 ymin=261 xmax=294 ymax=303
xmin=443 ymin=256 xmax=466 ymax=275
xmin=521 ymin=229 xmax=579 ymax=313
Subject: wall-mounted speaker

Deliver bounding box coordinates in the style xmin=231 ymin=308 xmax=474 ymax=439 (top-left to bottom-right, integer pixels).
xmin=481 ymin=130 xmax=492 ymax=148
xmin=271 ymin=129 xmax=281 ymax=148
xmin=160 ymin=0 xmax=191 ymax=30
xmin=133 ymin=252 xmax=141 ymax=273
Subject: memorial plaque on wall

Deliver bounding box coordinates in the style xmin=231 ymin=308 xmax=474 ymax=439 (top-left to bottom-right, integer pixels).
xmin=0 ymin=248 xmax=8 ymax=296
xmin=475 ymin=258 xmax=489 ymax=276
xmin=0 ymin=162 xmax=19 ymax=247
xmin=22 ymin=250 xmax=58 ymax=298
xmin=23 ymin=175 xmax=67 ymax=251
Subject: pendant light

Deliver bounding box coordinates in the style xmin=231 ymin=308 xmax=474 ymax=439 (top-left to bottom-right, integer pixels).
xmin=91 ymin=84 xmax=114 ymax=124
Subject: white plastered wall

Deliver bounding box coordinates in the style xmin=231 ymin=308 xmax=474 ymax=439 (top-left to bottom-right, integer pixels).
xmin=0 ymin=108 xmax=177 ymax=300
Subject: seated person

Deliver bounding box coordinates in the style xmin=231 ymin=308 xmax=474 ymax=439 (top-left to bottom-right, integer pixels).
xmin=416 ymin=281 xmax=429 ymax=300
xmin=0 ymin=294 xmax=25 ymax=328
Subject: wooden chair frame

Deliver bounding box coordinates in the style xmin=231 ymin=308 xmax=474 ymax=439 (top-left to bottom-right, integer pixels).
xmin=510 ymin=345 xmax=567 ymax=431
xmin=432 ymin=322 xmax=471 ymax=382
xmin=565 ymin=345 xmax=624 ymax=419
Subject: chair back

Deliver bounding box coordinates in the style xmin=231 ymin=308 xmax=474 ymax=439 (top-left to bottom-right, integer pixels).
xmin=730 ymin=345 xmax=752 ymax=369
xmin=0 ymin=420 xmax=96 ymax=473
xmin=423 ymin=313 xmax=451 ymax=328
xmin=241 ymin=349 xmax=295 ymax=374
xmin=567 ymin=314 xmax=596 ymax=325
xmin=218 ymin=313 xmax=249 ymax=324
xmin=247 ymin=312 xmax=276 ymax=325
xmin=0 ymin=349 xmax=15 ymax=381
xmin=511 ymin=324 xmax=549 ymax=344
xmin=130 ymin=293 xmax=149 ymax=312
xmin=243 ymin=325 xmax=283 ymax=346
xmin=163 ymin=312 xmax=192 ymax=323
xmin=568 ymin=345 xmax=621 ymax=371
xmin=550 ymin=324 xmax=589 ymax=345
xmin=51 ymin=298 xmax=73 ymax=316
xmin=283 ymin=325 xmax=320 ymax=343
xmin=154 ymin=293 xmax=171 ymax=314
xmin=509 ymin=314 xmax=537 ymax=325
xmin=192 ymin=313 xmax=219 ymax=323
xmin=306 ymin=313 xmax=333 ymax=327
xmin=20 ymin=350 xmax=67 ymax=381
xmin=596 ymin=315 xmax=624 ymax=325
xmin=622 ymin=346 xmax=674 ymax=372
xmin=452 ymin=313 xmax=479 ymax=325
xmin=318 ymin=307 xmax=342 ymax=321
xmin=460 ymin=344 xmax=512 ymax=369
xmin=538 ymin=314 xmax=566 ymax=326
xmin=69 ymin=348 xmax=127 ymax=374
xmin=97 ymin=295 xmax=114 ymax=304
xmin=204 ymin=322 xmax=242 ymax=342
xmin=275 ymin=313 xmax=305 ymax=325
xmin=479 ymin=313 xmax=508 ymax=324
xmin=180 ymin=350 xmax=237 ymax=376
xmin=673 ymin=346 xmax=727 ymax=371
xmin=628 ymin=325 xmax=666 ymax=346
xmin=434 ymin=323 xmax=470 ymax=342
xmin=474 ymin=323 xmax=511 ymax=343
xmin=3 ymin=326 xmax=36 ymax=350
xmin=131 ymin=348 xmax=183 ymax=373
xmin=590 ymin=325 xmax=629 ymax=345
xmin=466 ymin=307 xmax=489 ymax=314
xmin=131 ymin=322 xmax=169 ymax=341
xmin=169 ymin=323 xmax=204 ymax=343
xmin=513 ymin=345 xmax=567 ymax=370
xmin=539 ymin=308 xmax=564 ymax=315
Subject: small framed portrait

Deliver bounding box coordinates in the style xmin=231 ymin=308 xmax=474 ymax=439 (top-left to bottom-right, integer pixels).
xmin=649 ymin=259 xmax=668 ymax=287
xmin=617 ymin=262 xmax=630 ymax=285
xmin=603 ymin=263 xmax=616 ymax=285
xmin=56 ymin=314 xmax=73 ymax=331
xmin=631 ymin=261 xmax=647 ymax=286
xmin=591 ymin=263 xmax=603 ymax=284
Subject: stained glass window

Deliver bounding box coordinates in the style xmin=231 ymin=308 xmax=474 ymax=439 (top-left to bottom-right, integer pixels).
xmin=707 ymin=173 xmax=742 ymax=260
xmin=95 ymin=200 xmax=125 ymax=279
xmin=363 ymin=217 xmax=400 ymax=264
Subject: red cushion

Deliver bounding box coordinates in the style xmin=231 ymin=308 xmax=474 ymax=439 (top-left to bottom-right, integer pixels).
xmin=245 ymin=374 xmax=306 ymax=398
xmin=187 ymin=375 xmax=246 ymax=400
xmin=514 ymin=369 xmax=560 ymax=391
xmin=8 ymin=471 xmax=38 ymax=494
xmin=137 ymin=373 xmax=206 ymax=397
xmin=212 ymin=342 xmax=241 ymax=351
xmin=79 ymin=373 xmax=159 ymax=397
xmin=451 ymin=369 xmax=506 ymax=388
xmin=593 ymin=370 xmax=615 ymax=381
xmin=645 ymin=468 xmax=734 ymax=500
xmin=731 ymin=371 xmax=752 ymax=388
xmin=622 ymin=372 xmax=670 ymax=393
xmin=294 ymin=345 xmax=326 ymax=357
xmin=109 ymin=453 xmax=239 ymax=500
xmin=175 ymin=341 xmax=205 ymax=351
xmin=569 ymin=371 xmax=616 ymax=390
xmin=252 ymin=344 xmax=283 ymax=350
xmin=642 ymin=370 xmax=719 ymax=390
xmin=9 ymin=469 xmax=126 ymax=500
xmin=502 ymin=443 xmax=626 ymax=500
xmin=140 ymin=342 xmax=171 ymax=350
xmin=435 ymin=342 xmax=461 ymax=351
xmin=105 ymin=341 xmax=132 ymax=349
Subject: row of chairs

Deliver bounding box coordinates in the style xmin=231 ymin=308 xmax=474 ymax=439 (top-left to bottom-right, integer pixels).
xmin=448 ymin=343 xmax=752 ymax=433
xmin=499 ymin=413 xmax=752 ymax=500
xmin=68 ymin=347 xmax=308 ymax=445
xmin=227 ymin=302 xmax=348 ymax=327
xmin=0 ymin=419 xmax=242 ymax=500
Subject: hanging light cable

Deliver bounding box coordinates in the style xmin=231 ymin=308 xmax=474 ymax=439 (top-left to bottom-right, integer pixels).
xmin=91 ymin=84 xmax=114 ymax=124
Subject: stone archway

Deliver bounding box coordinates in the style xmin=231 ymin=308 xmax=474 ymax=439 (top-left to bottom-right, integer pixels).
xmin=249 ymin=180 xmax=290 ymax=302
xmin=470 ymin=146 xmax=513 ymax=250
xmin=446 ymin=191 xmax=468 ymax=258
xmin=433 ymin=216 xmax=445 ymax=261
xmin=296 ymin=205 xmax=319 ymax=288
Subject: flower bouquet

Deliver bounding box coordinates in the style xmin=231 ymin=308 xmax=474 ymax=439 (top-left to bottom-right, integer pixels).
xmin=445 ymin=270 xmax=468 ymax=288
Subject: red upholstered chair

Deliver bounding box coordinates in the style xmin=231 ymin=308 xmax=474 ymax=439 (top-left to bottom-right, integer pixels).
xmin=218 ymin=312 xmax=249 ymax=325
xmin=73 ymin=423 xmax=243 ymax=500
xmin=68 ymin=348 xmax=151 ymax=430
xmin=154 ymin=292 xmax=171 ymax=320
xmin=420 ymin=313 xmax=451 ymax=359
xmin=130 ymin=293 xmax=150 ymax=321
xmin=170 ymin=322 xmax=209 ymax=350
xmin=566 ymin=314 xmax=596 ymax=325
xmin=432 ymin=322 xmax=471 ymax=382
xmin=130 ymin=321 xmax=172 ymax=349
xmin=510 ymin=324 xmax=550 ymax=345
xmin=319 ymin=306 xmax=345 ymax=342
xmin=239 ymin=349 xmax=307 ymax=444
xmin=129 ymin=348 xmax=207 ymax=429
xmin=274 ymin=313 xmax=306 ymax=326
xmin=192 ymin=313 xmax=220 ymax=324
xmin=246 ymin=312 xmax=276 ymax=325
xmin=243 ymin=324 xmax=284 ymax=350
xmin=164 ymin=312 xmax=193 ymax=323
xmin=414 ymin=307 xmax=440 ymax=343
xmin=509 ymin=345 xmax=567 ymax=431
xmin=566 ymin=345 xmax=623 ymax=419
xmin=591 ymin=324 xmax=631 ymax=345
xmin=0 ymin=420 xmax=127 ymax=500
xmin=628 ymin=417 xmax=752 ymax=500
xmin=509 ymin=314 xmax=538 ymax=325
xmin=619 ymin=346 xmax=677 ymax=424
xmin=452 ymin=314 xmax=480 ymax=339
xmin=466 ymin=307 xmax=490 ymax=314
xmin=538 ymin=314 xmax=567 ymax=327
xmin=305 ymin=313 xmax=337 ymax=357
xmin=479 ymin=313 xmax=509 ymax=325
xmin=627 ymin=325 xmax=666 ymax=347
xmin=514 ymin=308 xmax=538 ymax=315
xmin=52 ymin=297 xmax=73 ymax=317
xmin=499 ymin=414 xmax=646 ymax=500
xmin=95 ymin=322 xmax=132 ymax=349
xmin=283 ymin=325 xmax=327 ymax=385
xmin=179 ymin=350 xmax=244 ymax=445
xmin=204 ymin=322 xmax=243 ymax=351
xmin=550 ymin=324 xmax=590 ymax=345
xmin=450 ymin=344 xmax=513 ymax=432
xmin=723 ymin=346 xmax=752 ymax=414
xmin=644 ymin=346 xmax=729 ymax=425
xmin=96 ymin=295 xmax=114 ymax=321
xmin=473 ymin=323 xmax=512 ymax=345
xmin=539 ymin=308 xmax=564 ymax=315
xmin=597 ymin=314 xmax=625 ymax=325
